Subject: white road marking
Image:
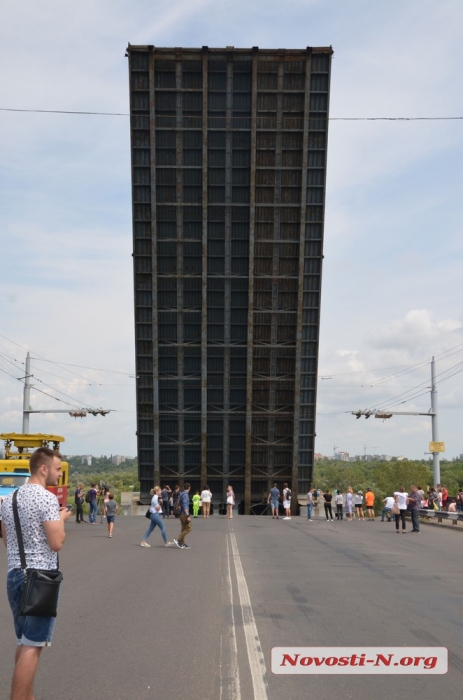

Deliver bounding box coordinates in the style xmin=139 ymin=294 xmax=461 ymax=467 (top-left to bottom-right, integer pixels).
xmin=229 ymin=530 xmax=270 ymax=700
xmin=221 ymin=537 xmax=242 ymax=700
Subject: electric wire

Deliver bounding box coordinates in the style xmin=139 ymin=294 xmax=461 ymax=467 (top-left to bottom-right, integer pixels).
xmin=1 ymin=107 xmax=463 ymax=121
xmin=0 ymin=364 xmax=21 ymax=382
xmin=362 ymin=357 xmax=463 ymax=413
xmin=0 ymin=333 xmax=135 ymax=377
xmin=0 ymin=350 xmax=133 ymax=393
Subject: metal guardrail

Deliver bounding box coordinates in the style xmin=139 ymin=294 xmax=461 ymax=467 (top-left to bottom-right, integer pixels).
xmin=250 ymin=501 xmax=271 ymax=516
xmin=419 ymin=509 xmax=463 ymax=525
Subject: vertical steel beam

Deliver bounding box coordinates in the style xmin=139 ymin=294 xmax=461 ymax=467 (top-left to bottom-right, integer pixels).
xmin=176 ymin=58 xmax=185 ymax=480
xmin=244 ymin=48 xmax=258 ymax=514
xmin=267 ymin=60 xmax=284 ymax=489
xmin=201 ymin=48 xmax=209 ymax=489
xmin=223 ymin=56 xmax=233 ymax=491
xmin=148 ymin=51 xmax=160 ymax=488
xmin=310 ymin=50 xmax=333 ymax=490
xmin=292 ymin=51 xmax=312 ymax=512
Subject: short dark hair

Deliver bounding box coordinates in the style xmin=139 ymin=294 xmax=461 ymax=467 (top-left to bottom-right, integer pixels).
xmin=29 ymin=447 xmax=61 ymax=475
xmin=184 ymin=482 xmax=191 ymax=490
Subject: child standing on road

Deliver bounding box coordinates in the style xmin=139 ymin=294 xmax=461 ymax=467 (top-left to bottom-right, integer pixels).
xmin=192 ymin=490 xmax=201 ymax=518
xmin=104 ymin=493 xmax=118 ymax=538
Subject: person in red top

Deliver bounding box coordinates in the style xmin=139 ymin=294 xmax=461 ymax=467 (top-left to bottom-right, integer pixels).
xmin=365 ymin=488 xmax=375 ymax=520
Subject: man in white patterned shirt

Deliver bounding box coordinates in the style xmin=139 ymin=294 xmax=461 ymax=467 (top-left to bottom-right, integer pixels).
xmin=1 ymin=447 xmax=71 ymax=700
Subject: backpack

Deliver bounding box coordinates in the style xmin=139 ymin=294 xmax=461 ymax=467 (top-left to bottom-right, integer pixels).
xmin=285 ymin=488 xmax=291 ymax=501
xmin=173 ymin=493 xmax=182 ymax=517
xmin=85 ymin=489 xmax=93 ymax=504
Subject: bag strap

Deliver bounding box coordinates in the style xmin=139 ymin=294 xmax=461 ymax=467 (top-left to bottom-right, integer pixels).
xmin=12 ymin=489 xmax=27 ymax=572
xmin=12 ymin=488 xmax=59 ymax=572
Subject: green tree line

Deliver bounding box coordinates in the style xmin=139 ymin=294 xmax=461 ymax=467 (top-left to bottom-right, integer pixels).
xmin=67 ymin=456 xmax=140 ymax=504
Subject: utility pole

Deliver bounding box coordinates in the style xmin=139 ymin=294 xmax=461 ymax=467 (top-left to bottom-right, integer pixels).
xmin=351 ymin=358 xmax=441 ymax=485
xmin=430 ymin=356 xmax=440 ymax=486
xmin=22 ymin=352 xmax=32 ymax=434
xmin=20 ymin=353 xmax=111 ymax=430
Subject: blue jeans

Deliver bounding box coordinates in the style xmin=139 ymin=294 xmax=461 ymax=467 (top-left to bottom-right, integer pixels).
xmin=410 ymin=509 xmax=420 ymax=532
xmin=143 ymin=512 xmax=167 ymax=543
xmin=7 ymin=569 xmax=58 ymax=646
xmin=89 ymin=501 xmax=98 ymax=523
xmin=307 ymin=503 xmax=313 ymax=519
xmin=381 ymin=506 xmax=391 ymax=521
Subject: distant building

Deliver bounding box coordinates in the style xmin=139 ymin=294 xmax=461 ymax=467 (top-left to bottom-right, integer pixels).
xmin=334 ymin=451 xmax=349 ymax=461
xmin=314 ymin=453 xmax=323 ymax=460
xmin=112 ymin=455 xmax=127 ymax=466
xmin=81 ymin=455 xmax=92 ymax=467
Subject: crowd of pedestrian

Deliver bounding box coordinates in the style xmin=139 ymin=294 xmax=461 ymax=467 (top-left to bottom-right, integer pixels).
xmin=302 ymin=483 xmax=461 ymax=534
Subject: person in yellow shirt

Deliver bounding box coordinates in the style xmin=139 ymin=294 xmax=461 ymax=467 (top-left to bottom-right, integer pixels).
xmin=365 ymin=488 xmax=375 ymax=520
xmin=192 ymin=491 xmax=201 ymax=518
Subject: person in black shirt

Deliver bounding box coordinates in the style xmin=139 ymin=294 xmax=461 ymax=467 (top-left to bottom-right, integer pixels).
xmin=75 ymin=483 xmax=84 ymax=523
xmin=323 ymin=490 xmax=333 ymax=521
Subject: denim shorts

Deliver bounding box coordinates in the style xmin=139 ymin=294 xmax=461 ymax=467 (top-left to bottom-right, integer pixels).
xmin=7 ymin=569 xmax=58 ymax=647
xmin=106 ymin=516 xmax=115 ymax=523
xmin=270 ymin=499 xmax=279 ymax=510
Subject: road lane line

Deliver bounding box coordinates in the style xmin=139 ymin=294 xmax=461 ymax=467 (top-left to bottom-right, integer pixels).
xmin=229 ymin=530 xmax=270 ymax=700
xmin=220 ymin=537 xmax=242 ymax=700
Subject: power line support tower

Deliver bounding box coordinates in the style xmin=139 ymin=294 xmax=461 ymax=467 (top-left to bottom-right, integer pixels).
xmin=352 ymin=358 xmax=441 ymax=485
xmin=430 ymin=356 xmax=440 ymax=486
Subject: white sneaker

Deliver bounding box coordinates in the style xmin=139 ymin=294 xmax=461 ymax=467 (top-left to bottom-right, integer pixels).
xmin=164 ymin=541 xmax=174 ymax=547
xmin=140 ymin=541 xmax=151 ymax=547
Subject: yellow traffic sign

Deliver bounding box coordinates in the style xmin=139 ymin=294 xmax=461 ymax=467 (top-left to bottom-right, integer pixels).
xmin=429 ymin=441 xmax=445 ymax=453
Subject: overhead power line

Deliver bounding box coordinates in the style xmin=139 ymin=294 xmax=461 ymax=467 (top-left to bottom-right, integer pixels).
xmin=0 ymin=107 xmax=462 ymax=121
xmin=0 ymin=108 xmax=129 ymax=116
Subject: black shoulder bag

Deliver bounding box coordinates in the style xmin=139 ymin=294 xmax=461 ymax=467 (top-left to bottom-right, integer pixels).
xmin=12 ymin=489 xmax=63 ymax=617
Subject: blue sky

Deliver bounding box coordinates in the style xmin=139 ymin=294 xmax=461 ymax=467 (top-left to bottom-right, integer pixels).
xmin=0 ymin=0 xmax=462 ymax=459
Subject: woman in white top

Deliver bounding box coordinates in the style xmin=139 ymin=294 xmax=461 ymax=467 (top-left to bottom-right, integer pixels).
xmin=201 ymin=485 xmax=212 ymax=519
xmin=226 ymin=485 xmax=235 ymax=518
xmin=141 ymin=487 xmax=173 ymax=547
xmin=354 ymin=491 xmax=365 ymax=521
xmin=393 ymin=487 xmax=408 ymax=534
xmin=346 ymin=487 xmax=353 ymax=521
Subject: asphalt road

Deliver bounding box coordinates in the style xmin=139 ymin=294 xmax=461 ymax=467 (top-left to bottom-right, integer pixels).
xmin=0 ymin=513 xmax=461 ymax=699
